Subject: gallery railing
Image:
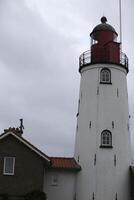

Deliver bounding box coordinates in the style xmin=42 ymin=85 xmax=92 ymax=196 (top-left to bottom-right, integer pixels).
xmin=79 ymin=50 xmax=129 ymax=72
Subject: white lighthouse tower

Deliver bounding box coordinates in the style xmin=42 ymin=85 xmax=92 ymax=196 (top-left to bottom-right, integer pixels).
xmin=74 ymin=17 xmax=131 ymax=200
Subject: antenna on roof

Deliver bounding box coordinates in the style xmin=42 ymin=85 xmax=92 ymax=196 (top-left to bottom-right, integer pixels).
xmin=119 ymin=0 xmax=122 ymax=48
xmin=19 ymin=119 xmax=24 ymax=133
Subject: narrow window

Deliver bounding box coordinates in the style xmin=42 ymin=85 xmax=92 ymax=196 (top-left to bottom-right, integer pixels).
xmin=77 ymin=155 xmax=80 ymax=163
xmin=81 ymin=91 xmax=82 ymax=99
xmin=74 ymin=193 xmax=76 ymax=200
xmin=76 ymin=124 xmax=78 ymax=132
xmin=112 ymin=121 xmax=114 ymax=128
xmin=76 ymin=99 xmax=80 ymax=117
xmin=100 ymin=68 xmax=111 ymax=84
xmin=89 ymin=121 xmax=92 ymax=128
xmin=127 ymin=123 xmax=130 ymax=131
xmin=94 ymin=154 xmax=96 ymax=165
xmin=117 ymin=88 xmax=119 ymax=97
xmin=3 ymin=157 xmax=15 ymax=175
xmin=92 ymin=192 xmax=95 ymax=200
xmin=100 ymin=130 xmax=112 ymax=148
xmin=97 ymin=87 xmax=99 ymax=95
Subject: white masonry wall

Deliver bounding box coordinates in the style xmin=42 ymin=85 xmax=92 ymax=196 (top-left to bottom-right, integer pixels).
xmin=74 ymin=63 xmax=131 ymax=200
xmin=44 ymin=169 xmax=76 ymax=200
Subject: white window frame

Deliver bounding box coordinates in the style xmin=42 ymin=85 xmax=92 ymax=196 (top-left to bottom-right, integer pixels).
xmin=100 ymin=68 xmax=111 ymax=83
xmin=101 ymin=130 xmax=112 ymax=147
xmin=3 ymin=157 xmax=15 ymax=175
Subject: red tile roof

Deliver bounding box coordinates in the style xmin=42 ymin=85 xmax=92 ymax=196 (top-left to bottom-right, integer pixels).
xmin=50 ymin=157 xmax=81 ymax=171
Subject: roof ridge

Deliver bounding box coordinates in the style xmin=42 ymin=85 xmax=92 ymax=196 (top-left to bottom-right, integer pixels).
xmin=0 ymin=131 xmax=50 ymax=163
xmin=50 ymin=156 xmax=74 ymax=159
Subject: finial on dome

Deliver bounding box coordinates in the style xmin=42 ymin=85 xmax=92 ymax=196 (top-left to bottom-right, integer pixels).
xmin=101 ymin=16 xmax=107 ymax=23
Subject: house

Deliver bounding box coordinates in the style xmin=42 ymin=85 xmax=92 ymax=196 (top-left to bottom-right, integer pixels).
xmin=0 ymin=127 xmax=50 ymax=199
xmin=0 ymin=127 xmax=80 ymax=200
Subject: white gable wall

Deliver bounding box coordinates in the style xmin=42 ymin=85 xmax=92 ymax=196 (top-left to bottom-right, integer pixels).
xmin=44 ymin=169 xmax=76 ymax=200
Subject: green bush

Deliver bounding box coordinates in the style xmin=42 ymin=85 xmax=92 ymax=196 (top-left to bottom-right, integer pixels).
xmin=25 ymin=190 xmax=47 ymax=200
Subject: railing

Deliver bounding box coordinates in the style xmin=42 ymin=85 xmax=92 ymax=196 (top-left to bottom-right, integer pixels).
xmin=79 ymin=50 xmax=129 ymax=72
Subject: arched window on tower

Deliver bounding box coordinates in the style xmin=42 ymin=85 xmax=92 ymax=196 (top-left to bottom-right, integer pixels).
xmin=100 ymin=68 xmax=111 ymax=84
xmin=100 ymin=130 xmax=112 ymax=148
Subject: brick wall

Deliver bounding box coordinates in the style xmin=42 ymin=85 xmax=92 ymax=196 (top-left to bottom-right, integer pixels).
xmin=0 ymin=135 xmax=46 ymax=196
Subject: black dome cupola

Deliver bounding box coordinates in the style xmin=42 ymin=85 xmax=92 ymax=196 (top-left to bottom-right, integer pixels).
xmin=90 ymin=16 xmax=118 ymax=42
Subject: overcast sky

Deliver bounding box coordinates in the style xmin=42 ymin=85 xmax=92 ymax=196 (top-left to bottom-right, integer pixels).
xmin=0 ymin=0 xmax=134 ymax=158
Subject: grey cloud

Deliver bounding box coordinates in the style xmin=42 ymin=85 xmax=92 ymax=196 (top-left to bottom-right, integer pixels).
xmin=0 ymin=0 xmax=133 ymax=157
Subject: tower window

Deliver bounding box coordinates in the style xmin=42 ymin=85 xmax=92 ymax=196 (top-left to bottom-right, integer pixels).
xmin=100 ymin=68 xmax=111 ymax=84
xmin=100 ymin=130 xmax=112 ymax=148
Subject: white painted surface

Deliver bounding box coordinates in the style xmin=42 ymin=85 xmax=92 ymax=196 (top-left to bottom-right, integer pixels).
xmin=44 ymin=169 xmax=76 ymax=200
xmin=74 ymin=64 xmax=131 ymax=200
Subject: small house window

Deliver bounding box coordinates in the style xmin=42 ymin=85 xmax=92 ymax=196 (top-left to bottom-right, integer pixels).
xmin=3 ymin=157 xmax=15 ymax=175
xmin=100 ymin=130 xmax=112 ymax=148
xmin=100 ymin=68 xmax=111 ymax=84
xmin=51 ymin=175 xmax=58 ymax=186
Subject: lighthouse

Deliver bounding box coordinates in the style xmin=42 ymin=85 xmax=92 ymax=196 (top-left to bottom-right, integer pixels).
xmin=74 ymin=17 xmax=131 ymax=200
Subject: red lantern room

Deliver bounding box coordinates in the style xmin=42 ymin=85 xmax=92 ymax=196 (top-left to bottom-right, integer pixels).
xmin=79 ymin=17 xmax=128 ymax=73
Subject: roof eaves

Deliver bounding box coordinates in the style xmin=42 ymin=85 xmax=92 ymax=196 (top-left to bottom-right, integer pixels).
xmin=0 ymin=132 xmax=50 ymax=163
xmin=49 ymin=157 xmax=81 ymax=171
